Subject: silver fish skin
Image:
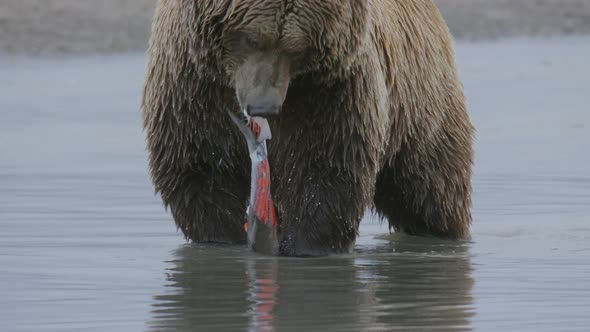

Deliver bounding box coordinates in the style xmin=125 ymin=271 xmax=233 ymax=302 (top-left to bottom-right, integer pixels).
xmin=228 ymin=111 xmax=279 ymax=255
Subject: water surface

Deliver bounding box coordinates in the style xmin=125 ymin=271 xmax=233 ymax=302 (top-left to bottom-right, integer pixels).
xmin=1 ymin=37 xmax=589 ymax=331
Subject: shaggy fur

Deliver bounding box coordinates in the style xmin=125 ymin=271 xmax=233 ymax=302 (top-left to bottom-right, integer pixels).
xmin=142 ymin=0 xmax=474 ymax=256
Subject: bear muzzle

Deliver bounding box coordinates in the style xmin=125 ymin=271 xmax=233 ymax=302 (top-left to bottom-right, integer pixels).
xmin=234 ymin=53 xmax=290 ymax=119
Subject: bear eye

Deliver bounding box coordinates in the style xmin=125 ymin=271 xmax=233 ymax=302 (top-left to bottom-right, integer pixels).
xmin=305 ymin=48 xmax=320 ymax=60
xmin=244 ymin=35 xmax=260 ymax=49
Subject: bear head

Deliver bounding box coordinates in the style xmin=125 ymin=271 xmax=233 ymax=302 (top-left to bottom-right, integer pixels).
xmin=188 ymin=0 xmax=369 ymax=117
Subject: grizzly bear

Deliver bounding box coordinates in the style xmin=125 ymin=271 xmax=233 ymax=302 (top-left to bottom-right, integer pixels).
xmin=142 ymin=0 xmax=474 ymax=256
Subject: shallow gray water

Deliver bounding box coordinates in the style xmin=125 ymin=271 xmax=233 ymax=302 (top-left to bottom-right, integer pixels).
xmin=1 ymin=37 xmax=589 ymax=331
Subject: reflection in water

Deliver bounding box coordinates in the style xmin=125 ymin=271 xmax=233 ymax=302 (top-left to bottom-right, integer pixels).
xmin=363 ymin=237 xmax=475 ymax=331
xmin=149 ymin=236 xmax=473 ymax=331
xmin=246 ymin=259 xmax=279 ymax=332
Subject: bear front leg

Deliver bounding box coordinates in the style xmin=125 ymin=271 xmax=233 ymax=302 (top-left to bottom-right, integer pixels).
xmin=268 ymin=61 xmax=386 ymax=256
xmin=374 ymin=117 xmax=474 ymax=240
xmin=158 ymin=165 xmax=250 ymax=244
xmin=273 ymin=167 xmax=370 ymax=257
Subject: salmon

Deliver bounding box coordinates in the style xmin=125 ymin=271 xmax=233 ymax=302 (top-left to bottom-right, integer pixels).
xmin=228 ymin=111 xmax=279 ymax=255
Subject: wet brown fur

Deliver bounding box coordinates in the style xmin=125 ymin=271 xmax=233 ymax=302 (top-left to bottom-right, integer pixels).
xmin=142 ymin=0 xmax=474 ymax=256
